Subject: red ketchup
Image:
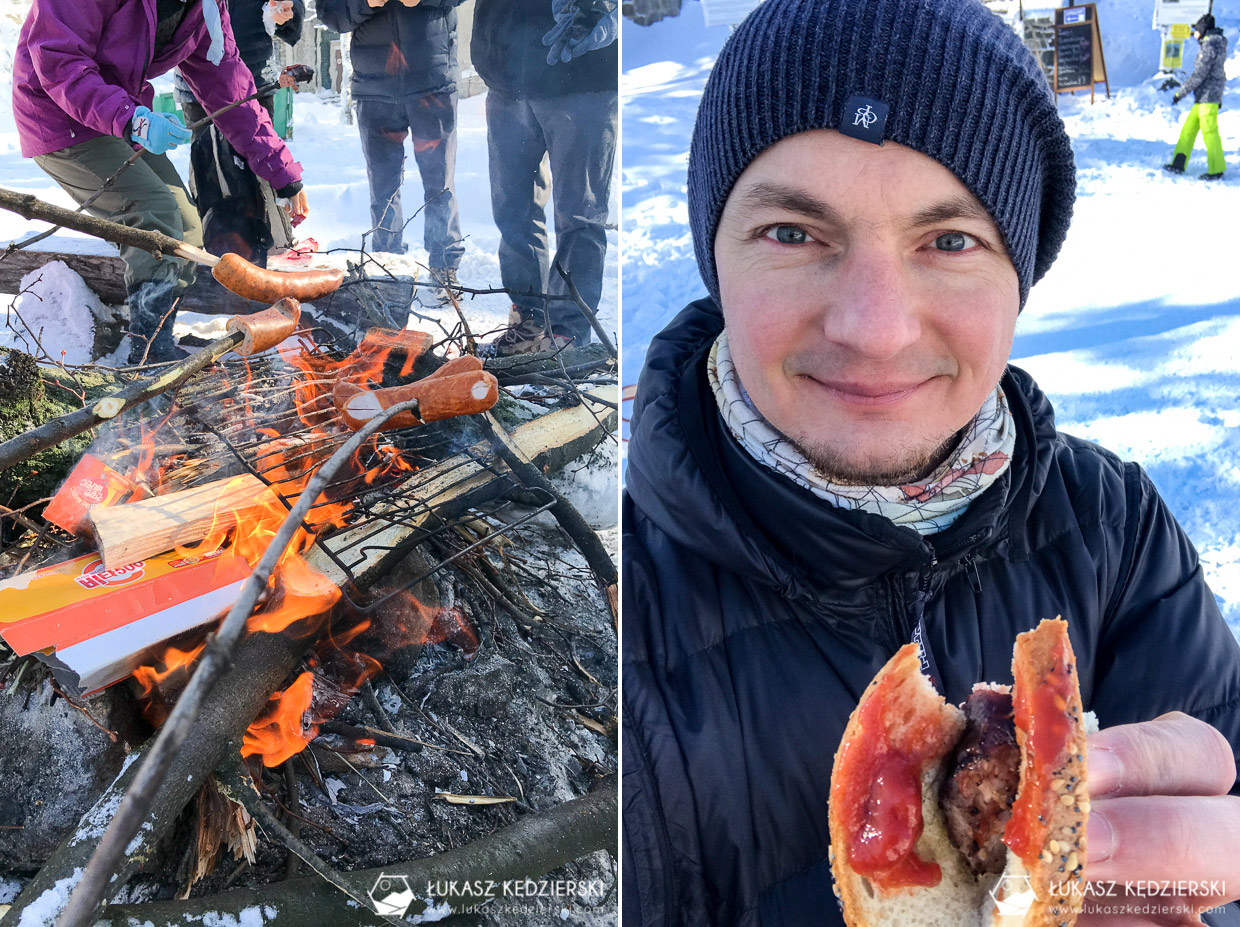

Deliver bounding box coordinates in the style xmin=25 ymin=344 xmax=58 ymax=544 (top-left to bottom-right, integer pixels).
xmin=1004 ymin=636 xmax=1074 ymax=862
xmin=834 ymin=649 xmax=959 ymax=889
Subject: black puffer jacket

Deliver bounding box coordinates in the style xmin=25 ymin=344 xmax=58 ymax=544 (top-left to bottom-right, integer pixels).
xmin=317 ymin=0 xmax=463 ymax=100
xmin=622 ymin=299 xmax=1240 ymax=927
xmin=231 ymin=0 xmax=305 ymax=84
xmin=471 ymin=0 xmax=617 ymax=99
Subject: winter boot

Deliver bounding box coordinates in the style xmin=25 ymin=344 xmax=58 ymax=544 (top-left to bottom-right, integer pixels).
xmin=481 ymin=305 xmax=569 ymax=357
xmin=425 ymin=267 xmax=460 ymax=307
xmin=126 ymin=279 xmax=187 ymax=366
xmin=1164 ymin=153 xmax=1188 ymax=174
xmin=1200 ymin=171 xmax=1225 ymax=181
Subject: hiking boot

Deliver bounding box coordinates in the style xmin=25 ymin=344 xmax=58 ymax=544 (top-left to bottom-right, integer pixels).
xmin=126 ymin=279 xmax=186 ymax=366
xmin=1200 ymin=171 xmax=1225 ymax=181
xmin=481 ymin=305 xmax=568 ymax=358
xmin=1163 ymin=153 xmax=1187 ymax=174
xmin=426 ymin=266 xmax=461 ymax=306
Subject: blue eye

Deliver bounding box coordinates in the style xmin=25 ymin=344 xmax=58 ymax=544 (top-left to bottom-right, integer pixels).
xmin=765 ymin=225 xmax=810 ymax=244
xmin=934 ymin=232 xmax=978 ymax=252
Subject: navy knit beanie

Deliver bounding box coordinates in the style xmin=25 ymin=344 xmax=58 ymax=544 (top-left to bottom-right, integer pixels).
xmin=687 ymin=0 xmax=1077 ymax=306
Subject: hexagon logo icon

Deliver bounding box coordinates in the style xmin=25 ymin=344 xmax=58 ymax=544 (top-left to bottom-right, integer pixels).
xmin=370 ymin=872 xmax=415 ymax=917
xmin=990 ymin=872 xmax=1036 ymax=916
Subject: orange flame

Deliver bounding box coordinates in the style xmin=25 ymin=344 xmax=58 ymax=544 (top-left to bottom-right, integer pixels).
xmin=241 ymin=671 xmax=316 ymax=767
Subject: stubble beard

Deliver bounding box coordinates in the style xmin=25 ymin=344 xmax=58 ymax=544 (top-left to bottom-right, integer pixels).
xmin=789 ymin=428 xmax=964 ymax=486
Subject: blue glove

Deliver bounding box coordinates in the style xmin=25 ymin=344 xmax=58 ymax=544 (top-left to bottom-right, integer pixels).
xmin=563 ymin=8 xmax=616 ymax=60
xmin=542 ymin=0 xmax=615 ymax=65
xmin=130 ymin=106 xmax=192 ymax=154
xmin=542 ymin=0 xmax=578 ymax=65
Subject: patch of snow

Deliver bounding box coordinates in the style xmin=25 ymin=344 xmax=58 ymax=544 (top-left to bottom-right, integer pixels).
xmin=14 ymin=868 xmax=82 ymax=927
xmin=408 ymin=898 xmax=453 ymax=924
xmin=0 ymin=877 xmax=23 ymax=903
xmin=0 ymin=262 xmax=104 ymax=364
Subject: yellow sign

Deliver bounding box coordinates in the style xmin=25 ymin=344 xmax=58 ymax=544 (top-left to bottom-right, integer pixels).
xmin=1163 ymin=37 xmax=1185 ymax=70
xmin=1171 ymin=23 xmax=1192 ymax=39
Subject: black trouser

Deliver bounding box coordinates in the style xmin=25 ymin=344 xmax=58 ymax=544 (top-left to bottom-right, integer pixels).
xmin=485 ymin=87 xmax=617 ymax=341
xmin=355 ymin=92 xmax=464 ymax=270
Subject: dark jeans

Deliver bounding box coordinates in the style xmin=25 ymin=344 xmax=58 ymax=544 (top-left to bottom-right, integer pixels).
xmin=355 ymin=92 xmax=464 ymax=270
xmin=485 ymin=87 xmax=617 ymax=340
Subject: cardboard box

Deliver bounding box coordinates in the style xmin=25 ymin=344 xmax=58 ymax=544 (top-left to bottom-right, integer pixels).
xmin=0 ymin=547 xmax=251 ymax=695
xmin=41 ymin=454 xmax=150 ymax=536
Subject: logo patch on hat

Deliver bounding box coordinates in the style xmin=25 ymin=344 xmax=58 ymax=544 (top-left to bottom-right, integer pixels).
xmin=840 ymin=95 xmax=889 ymax=146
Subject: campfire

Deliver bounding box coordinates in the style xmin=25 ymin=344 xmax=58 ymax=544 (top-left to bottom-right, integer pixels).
xmin=0 ymin=296 xmax=618 ymax=925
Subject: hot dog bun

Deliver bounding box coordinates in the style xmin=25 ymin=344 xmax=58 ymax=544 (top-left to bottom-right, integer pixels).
xmin=829 ymin=618 xmax=1088 ymax=927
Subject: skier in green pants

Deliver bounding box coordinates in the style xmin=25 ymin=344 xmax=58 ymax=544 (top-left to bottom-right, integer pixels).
xmin=1165 ymin=14 xmax=1228 ymax=181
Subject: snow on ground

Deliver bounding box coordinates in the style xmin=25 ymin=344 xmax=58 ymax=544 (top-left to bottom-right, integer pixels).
xmin=621 ymin=4 xmax=1240 ymax=634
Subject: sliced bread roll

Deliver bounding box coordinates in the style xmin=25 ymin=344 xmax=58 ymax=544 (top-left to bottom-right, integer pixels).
xmin=829 ymin=618 xmax=1088 ymax=927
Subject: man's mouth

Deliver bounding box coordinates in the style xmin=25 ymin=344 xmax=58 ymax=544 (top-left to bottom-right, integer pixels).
xmin=804 ymin=375 xmax=933 ymax=406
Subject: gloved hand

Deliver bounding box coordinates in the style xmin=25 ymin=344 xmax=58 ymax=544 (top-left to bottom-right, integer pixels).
xmin=542 ymin=0 xmax=616 ymax=65
xmin=1172 ymin=90 xmax=1186 ymax=104
xmin=130 ymin=106 xmax=192 ymax=154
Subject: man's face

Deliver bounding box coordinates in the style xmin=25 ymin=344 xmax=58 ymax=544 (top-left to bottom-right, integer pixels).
xmin=713 ymin=130 xmax=1021 ymax=484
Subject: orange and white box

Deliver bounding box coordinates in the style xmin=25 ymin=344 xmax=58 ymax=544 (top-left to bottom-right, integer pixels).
xmin=41 ymin=454 xmax=150 ymax=536
xmin=0 ymin=547 xmax=251 ymax=694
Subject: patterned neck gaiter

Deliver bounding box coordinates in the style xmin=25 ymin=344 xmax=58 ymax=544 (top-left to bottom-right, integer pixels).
xmin=708 ymin=330 xmax=1016 ymax=536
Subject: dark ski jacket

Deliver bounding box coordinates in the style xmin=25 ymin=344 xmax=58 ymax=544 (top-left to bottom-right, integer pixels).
xmin=230 ymin=0 xmax=305 ymax=85
xmin=317 ymin=0 xmax=464 ymax=101
xmin=471 ymin=0 xmax=617 ymax=99
xmin=1183 ymin=27 xmax=1228 ymax=106
xmin=622 ymin=298 xmax=1240 ymax=927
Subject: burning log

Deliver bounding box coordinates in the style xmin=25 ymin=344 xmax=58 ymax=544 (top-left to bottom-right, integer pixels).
xmin=7 ymin=396 xmax=616 ymax=927
xmin=95 ymin=778 xmax=617 ymax=927
xmin=87 ymin=473 xmax=281 ymax=570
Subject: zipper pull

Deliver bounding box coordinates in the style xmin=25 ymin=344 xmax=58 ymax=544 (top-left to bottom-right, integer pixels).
xmin=964 ymin=555 xmax=983 ymax=594
xmin=919 ymin=543 xmax=938 ymax=593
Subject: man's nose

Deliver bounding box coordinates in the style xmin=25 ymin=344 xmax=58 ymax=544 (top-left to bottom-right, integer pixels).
xmin=819 ymin=246 xmax=923 ymax=360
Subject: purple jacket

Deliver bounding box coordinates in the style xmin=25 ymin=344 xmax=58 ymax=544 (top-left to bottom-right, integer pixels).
xmin=12 ymin=0 xmax=301 ymax=190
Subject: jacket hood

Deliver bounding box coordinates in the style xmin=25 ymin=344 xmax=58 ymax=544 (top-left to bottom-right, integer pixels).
xmin=626 ymin=298 xmax=1059 ymax=601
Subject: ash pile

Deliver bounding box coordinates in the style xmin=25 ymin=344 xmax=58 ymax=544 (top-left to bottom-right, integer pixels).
xmin=0 ymin=309 xmax=618 ymax=927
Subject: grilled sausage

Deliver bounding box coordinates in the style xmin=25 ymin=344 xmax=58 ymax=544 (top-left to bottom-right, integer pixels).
xmin=332 ymin=370 xmax=498 ymax=432
xmin=212 ymin=252 xmax=344 ymax=302
xmin=938 ymin=686 xmax=1020 ymax=875
xmin=226 ymin=297 xmax=302 ymax=356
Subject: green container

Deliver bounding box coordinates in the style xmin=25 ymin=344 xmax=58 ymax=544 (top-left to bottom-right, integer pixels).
xmin=273 ymin=86 xmax=293 ymax=140
xmin=152 ymin=91 xmax=183 ymax=123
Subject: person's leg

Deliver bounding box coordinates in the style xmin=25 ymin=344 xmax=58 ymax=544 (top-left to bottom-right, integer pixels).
xmin=355 ymin=99 xmax=410 ymax=253
xmin=532 ymin=90 xmax=617 ymax=344
xmin=1174 ymin=104 xmax=1203 ymax=165
xmin=34 ymin=135 xmax=200 ymax=362
xmin=1199 ymin=103 xmax=1226 ymax=176
xmin=485 ymin=87 xmax=551 ymax=317
xmin=407 ymin=91 xmax=464 ymax=274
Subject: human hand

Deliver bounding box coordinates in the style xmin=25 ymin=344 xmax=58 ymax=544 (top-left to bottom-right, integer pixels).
xmin=542 ymin=0 xmax=615 ymax=65
xmin=268 ymin=0 xmax=295 ymax=24
xmin=1080 ymin=712 xmax=1240 ymax=925
xmin=278 ymin=70 xmax=297 ymax=89
xmin=1172 ymin=91 xmax=1185 ymax=104
xmin=280 ymin=190 xmax=309 ymax=226
xmin=130 ymin=106 xmax=192 ymax=154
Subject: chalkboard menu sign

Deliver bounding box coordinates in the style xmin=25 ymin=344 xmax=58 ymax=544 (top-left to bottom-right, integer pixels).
xmin=1054 ymin=4 xmax=1110 ymax=102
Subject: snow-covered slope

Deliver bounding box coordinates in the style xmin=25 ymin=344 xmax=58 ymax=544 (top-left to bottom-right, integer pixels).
xmin=621 ymin=3 xmax=1240 ymax=635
